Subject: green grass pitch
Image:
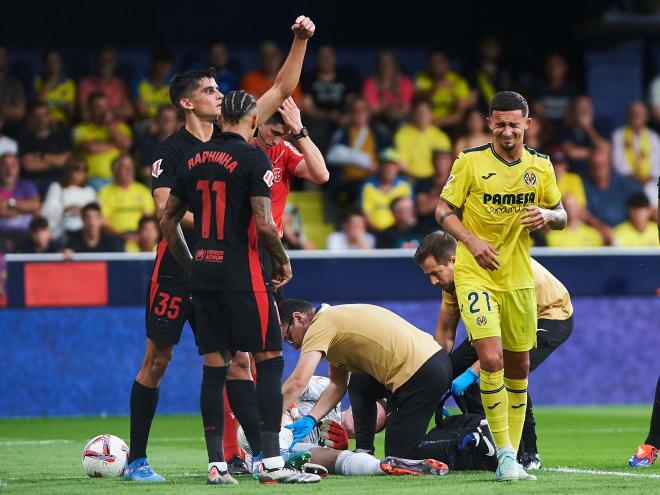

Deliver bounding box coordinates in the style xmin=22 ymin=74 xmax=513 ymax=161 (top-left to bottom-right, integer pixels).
xmin=0 ymin=405 xmax=657 ymax=494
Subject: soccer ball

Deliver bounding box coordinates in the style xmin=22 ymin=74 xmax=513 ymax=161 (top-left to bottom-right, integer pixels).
xmin=81 ymin=434 xmax=129 ymax=477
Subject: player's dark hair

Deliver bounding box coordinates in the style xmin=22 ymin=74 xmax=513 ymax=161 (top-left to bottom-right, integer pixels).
xmin=138 ymin=215 xmax=158 ymax=231
xmin=413 ymin=231 xmax=458 ymax=266
xmin=265 ymin=111 xmax=285 ymax=127
xmin=626 ymin=191 xmax=650 ymax=209
xmin=489 ymin=91 xmax=529 ymax=117
xmin=82 ymin=202 xmax=101 ymax=216
xmin=29 ymin=215 xmax=49 ymax=232
xmin=221 ymin=90 xmax=257 ymax=125
xmin=278 ymin=299 xmax=315 ymax=325
xmin=169 ymin=68 xmax=217 ymax=111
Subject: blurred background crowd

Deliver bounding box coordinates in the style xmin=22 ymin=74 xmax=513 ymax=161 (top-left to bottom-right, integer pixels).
xmin=1 ymin=2 xmax=659 ymax=254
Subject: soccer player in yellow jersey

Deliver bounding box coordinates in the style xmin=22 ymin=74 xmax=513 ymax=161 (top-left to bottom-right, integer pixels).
xmin=414 ymin=231 xmax=573 ymax=471
xmin=435 ymin=91 xmax=567 ymax=481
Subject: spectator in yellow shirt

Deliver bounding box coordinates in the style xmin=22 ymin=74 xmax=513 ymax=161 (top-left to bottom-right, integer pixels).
xmin=125 ymin=215 xmax=159 ymax=252
xmin=414 ymin=50 xmax=474 ymax=130
xmin=73 ymin=92 xmax=132 ymax=189
xmin=551 ymin=149 xmax=586 ymax=208
xmin=360 ymin=148 xmax=412 ymax=231
xmin=394 ymin=99 xmax=451 ymax=180
xmin=546 ymin=195 xmax=603 ymax=248
xmin=613 ymin=192 xmax=659 ymax=247
xmin=98 ymin=154 xmax=154 ymax=239
xmin=135 ymin=49 xmax=173 ymax=122
xmin=34 ymin=49 xmax=75 ymax=123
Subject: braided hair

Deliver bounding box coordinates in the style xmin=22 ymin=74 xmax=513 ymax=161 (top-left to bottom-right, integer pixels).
xmin=221 ymin=90 xmax=257 ymax=125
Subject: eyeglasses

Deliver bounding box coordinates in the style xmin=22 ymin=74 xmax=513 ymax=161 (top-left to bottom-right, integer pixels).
xmin=283 ymin=315 xmax=294 ymax=345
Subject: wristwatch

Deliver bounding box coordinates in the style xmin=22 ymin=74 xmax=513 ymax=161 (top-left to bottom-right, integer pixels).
xmin=293 ymin=127 xmax=309 ymax=140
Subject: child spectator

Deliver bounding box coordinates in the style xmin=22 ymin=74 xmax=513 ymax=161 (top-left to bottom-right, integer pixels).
xmin=17 ymin=215 xmax=62 ymax=253
xmin=125 ymin=215 xmax=159 ymax=252
xmin=64 ymin=202 xmax=123 ymax=253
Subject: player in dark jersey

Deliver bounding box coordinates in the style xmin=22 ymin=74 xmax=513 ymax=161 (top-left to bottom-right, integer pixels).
xmin=161 ymin=90 xmax=320 ymax=485
xmin=124 ymin=16 xmax=316 ymax=483
xmin=220 ymin=96 xmax=329 ymax=463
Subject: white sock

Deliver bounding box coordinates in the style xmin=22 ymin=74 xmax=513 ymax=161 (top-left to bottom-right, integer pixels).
xmin=262 ymin=456 xmax=285 ymax=470
xmin=208 ymin=461 xmax=228 ymax=473
xmin=335 ymin=450 xmax=384 ymax=476
xmin=496 ymin=445 xmax=515 ymax=461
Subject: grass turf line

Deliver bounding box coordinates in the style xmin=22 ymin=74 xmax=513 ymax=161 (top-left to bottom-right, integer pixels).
xmin=0 ymin=405 xmax=657 ymax=494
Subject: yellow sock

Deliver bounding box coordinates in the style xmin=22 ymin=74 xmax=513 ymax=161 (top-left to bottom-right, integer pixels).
xmin=479 ymin=369 xmax=511 ymax=448
xmin=504 ymin=376 xmax=528 ymax=452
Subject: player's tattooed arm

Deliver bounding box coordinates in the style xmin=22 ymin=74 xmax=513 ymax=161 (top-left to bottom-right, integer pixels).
xmin=160 ymin=194 xmax=193 ymax=273
xmin=153 ymin=187 xmax=194 ymax=230
xmin=255 ymin=15 xmax=316 ymax=125
xmin=250 ymin=196 xmax=292 ymax=289
xmin=521 ymin=201 xmax=567 ymax=231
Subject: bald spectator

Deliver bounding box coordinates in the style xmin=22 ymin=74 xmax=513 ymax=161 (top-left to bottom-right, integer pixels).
xmin=414 ymin=50 xmax=474 ymax=130
xmin=376 ymin=196 xmax=430 ymax=249
xmin=560 ymin=95 xmax=611 ymax=175
xmin=326 ymin=210 xmax=375 ymax=250
xmin=0 ymin=47 xmax=26 ymax=129
xmin=0 ymin=153 xmax=41 ymax=251
xmin=583 ymin=147 xmax=642 ymax=244
xmin=241 ymin=41 xmax=302 ymax=101
xmin=73 ymin=92 xmax=132 ymax=190
xmin=612 ymin=101 xmax=660 ymax=206
xmin=78 ymin=47 xmax=133 ymax=121
xmin=97 ymin=154 xmax=154 ymax=240
xmin=394 ymin=98 xmax=452 ymax=180
xmin=17 ymin=101 xmax=72 ymax=197
xmin=208 ymin=42 xmax=238 ymax=95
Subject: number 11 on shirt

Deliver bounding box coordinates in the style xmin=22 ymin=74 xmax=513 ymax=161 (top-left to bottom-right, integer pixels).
xmin=196 ymin=179 xmax=226 ymax=240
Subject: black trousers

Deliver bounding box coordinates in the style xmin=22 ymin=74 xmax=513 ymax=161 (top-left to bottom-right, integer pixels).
xmin=348 ymin=351 xmax=452 ymax=458
xmin=449 ymin=316 xmax=573 ymax=451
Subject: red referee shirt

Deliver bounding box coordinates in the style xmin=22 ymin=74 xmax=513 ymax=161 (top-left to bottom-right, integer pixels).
xmin=265 ymin=140 xmax=304 ymax=236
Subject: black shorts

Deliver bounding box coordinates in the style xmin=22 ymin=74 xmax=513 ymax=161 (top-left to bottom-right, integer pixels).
xmin=145 ymin=278 xmax=197 ymax=346
xmin=191 ymin=289 xmax=282 ymax=355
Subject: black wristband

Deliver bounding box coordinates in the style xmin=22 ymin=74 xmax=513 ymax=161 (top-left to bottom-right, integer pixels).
xmin=438 ymin=210 xmax=458 ymax=228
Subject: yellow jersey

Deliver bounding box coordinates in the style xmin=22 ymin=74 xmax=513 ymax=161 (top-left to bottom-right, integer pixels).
xmin=556 ymin=171 xmax=586 ymax=208
xmin=613 ymin=221 xmax=659 ymax=247
xmin=415 ymin=71 xmax=471 ymax=121
xmin=360 ymin=177 xmax=413 ymax=231
xmin=546 ymin=224 xmax=603 ymax=248
xmin=394 ymin=123 xmax=452 ymax=179
xmin=137 ymin=79 xmax=171 ymax=118
xmin=34 ymin=76 xmax=76 ymax=122
xmin=301 ymin=304 xmax=440 ymax=392
xmin=440 ymin=143 xmax=562 ymax=291
xmin=72 ymin=122 xmax=132 ymax=180
xmin=441 ymin=258 xmax=573 ymax=321
xmin=98 ymin=182 xmax=155 ymax=233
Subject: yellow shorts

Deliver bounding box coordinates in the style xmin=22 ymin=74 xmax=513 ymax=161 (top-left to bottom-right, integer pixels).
xmin=455 ymin=286 xmax=537 ymax=352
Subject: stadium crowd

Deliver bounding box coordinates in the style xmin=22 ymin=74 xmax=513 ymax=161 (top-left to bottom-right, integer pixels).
xmin=0 ymin=40 xmax=658 ymax=254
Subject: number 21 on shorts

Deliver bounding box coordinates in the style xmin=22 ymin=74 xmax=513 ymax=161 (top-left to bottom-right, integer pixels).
xmin=466 ymin=290 xmax=494 ymax=314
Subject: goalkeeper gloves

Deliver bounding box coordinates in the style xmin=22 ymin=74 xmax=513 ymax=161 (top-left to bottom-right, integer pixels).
xmin=284 ymin=415 xmax=318 ymax=448
xmin=318 ymin=419 xmax=349 ymax=450
xmin=451 ymin=368 xmax=479 ymax=396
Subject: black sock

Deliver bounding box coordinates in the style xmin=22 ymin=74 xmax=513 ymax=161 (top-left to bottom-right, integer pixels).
xmin=646 ymin=376 xmax=660 ymax=447
xmin=201 ymin=365 xmax=228 ymax=463
xmin=521 ymin=393 xmax=537 ymax=454
xmin=255 ymin=357 xmax=284 ymax=458
xmin=128 ymin=380 xmax=159 ymax=464
xmin=226 ymin=379 xmax=262 ymax=455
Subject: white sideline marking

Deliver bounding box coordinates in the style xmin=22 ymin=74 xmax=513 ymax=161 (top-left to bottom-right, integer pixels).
xmin=547 ymin=467 xmax=660 ymax=478
xmin=0 ymin=439 xmax=74 ymax=446
xmin=544 ymin=427 xmax=645 ymax=434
